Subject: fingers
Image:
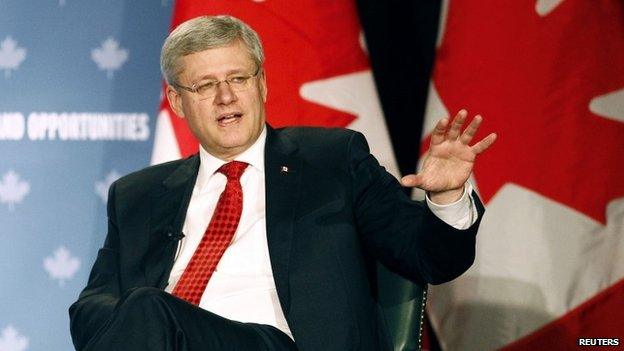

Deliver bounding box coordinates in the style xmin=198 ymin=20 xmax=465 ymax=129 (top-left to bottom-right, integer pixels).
xmin=431 ymin=109 xmax=472 ymax=144
xmin=430 ymin=118 xmax=449 ymax=146
xmin=471 ymin=132 xmax=498 ymax=154
xmin=447 ymin=109 xmax=468 ymax=140
xmin=400 ymin=174 xmax=422 ymax=188
xmin=459 ymin=114 xmax=482 ymax=145
xmin=429 ymin=108 xmax=497 ymax=153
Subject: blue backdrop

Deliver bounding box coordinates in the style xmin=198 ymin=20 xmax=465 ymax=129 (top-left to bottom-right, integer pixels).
xmin=0 ymin=1 xmax=172 ymax=350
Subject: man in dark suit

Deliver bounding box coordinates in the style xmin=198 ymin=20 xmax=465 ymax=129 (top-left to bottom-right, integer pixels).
xmin=69 ymin=15 xmax=496 ymax=351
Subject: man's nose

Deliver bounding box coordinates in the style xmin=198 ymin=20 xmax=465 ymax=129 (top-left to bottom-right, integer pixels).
xmin=213 ymin=81 xmax=237 ymax=105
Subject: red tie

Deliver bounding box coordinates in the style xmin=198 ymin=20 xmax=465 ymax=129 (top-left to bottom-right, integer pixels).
xmin=173 ymin=161 xmax=248 ymax=305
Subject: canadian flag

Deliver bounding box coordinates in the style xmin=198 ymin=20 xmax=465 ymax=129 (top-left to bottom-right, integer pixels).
xmin=150 ymin=0 xmax=398 ymax=180
xmin=425 ymin=0 xmax=624 ymax=350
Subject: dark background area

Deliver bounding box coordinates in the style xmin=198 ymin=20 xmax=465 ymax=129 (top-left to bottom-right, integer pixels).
xmin=356 ymin=0 xmax=441 ymax=177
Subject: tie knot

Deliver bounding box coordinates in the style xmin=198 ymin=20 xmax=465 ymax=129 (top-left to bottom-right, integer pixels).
xmin=218 ymin=161 xmax=248 ymax=180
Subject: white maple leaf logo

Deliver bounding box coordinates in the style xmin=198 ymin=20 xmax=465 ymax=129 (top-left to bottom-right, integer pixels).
xmin=95 ymin=170 xmax=121 ymax=203
xmin=0 ymin=325 xmax=29 ymax=351
xmin=43 ymin=246 xmax=80 ymax=287
xmin=0 ymin=37 xmax=27 ymax=79
xmin=0 ymin=170 xmax=30 ymax=211
xmin=91 ymin=37 xmax=129 ymax=79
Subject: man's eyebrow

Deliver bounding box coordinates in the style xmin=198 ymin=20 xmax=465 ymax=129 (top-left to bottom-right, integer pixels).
xmin=194 ymin=68 xmax=252 ymax=81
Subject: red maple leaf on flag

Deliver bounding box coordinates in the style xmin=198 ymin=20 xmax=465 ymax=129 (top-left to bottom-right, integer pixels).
xmin=160 ymin=0 xmax=370 ymax=157
xmin=427 ymin=0 xmax=624 ymax=224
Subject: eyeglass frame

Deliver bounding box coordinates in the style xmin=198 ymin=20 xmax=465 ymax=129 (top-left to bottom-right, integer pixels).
xmin=172 ymin=66 xmax=262 ymax=100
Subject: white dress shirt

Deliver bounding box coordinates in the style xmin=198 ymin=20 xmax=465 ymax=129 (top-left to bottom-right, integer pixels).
xmin=165 ymin=126 xmax=478 ymax=340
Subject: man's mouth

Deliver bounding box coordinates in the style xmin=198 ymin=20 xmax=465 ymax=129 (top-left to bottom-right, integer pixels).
xmin=217 ymin=112 xmax=242 ymax=126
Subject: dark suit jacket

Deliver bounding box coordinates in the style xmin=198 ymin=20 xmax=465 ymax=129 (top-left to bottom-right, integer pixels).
xmin=69 ymin=125 xmax=484 ymax=351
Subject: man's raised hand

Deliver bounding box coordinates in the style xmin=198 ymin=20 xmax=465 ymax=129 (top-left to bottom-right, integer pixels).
xmin=400 ymin=109 xmax=497 ymax=204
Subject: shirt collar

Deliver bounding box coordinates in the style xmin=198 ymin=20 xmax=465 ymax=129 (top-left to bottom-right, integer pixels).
xmin=197 ymin=126 xmax=266 ymax=187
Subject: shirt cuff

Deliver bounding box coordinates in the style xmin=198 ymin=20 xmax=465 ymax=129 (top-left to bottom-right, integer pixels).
xmin=425 ymin=182 xmax=478 ymax=230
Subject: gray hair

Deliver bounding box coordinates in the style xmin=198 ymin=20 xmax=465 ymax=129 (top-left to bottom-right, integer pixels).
xmin=160 ymin=15 xmax=264 ymax=85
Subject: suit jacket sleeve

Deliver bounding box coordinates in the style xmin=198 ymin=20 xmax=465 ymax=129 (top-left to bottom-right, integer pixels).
xmin=348 ymin=131 xmax=484 ymax=285
xmin=68 ymin=181 xmax=123 ymax=350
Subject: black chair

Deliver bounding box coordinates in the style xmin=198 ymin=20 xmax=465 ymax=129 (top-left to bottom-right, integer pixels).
xmin=376 ymin=263 xmax=428 ymax=351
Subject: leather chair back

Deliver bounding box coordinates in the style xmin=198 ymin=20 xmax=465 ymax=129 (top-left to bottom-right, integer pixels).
xmin=376 ymin=263 xmax=428 ymax=351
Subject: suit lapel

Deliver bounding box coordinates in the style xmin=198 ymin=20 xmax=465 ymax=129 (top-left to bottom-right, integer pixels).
xmin=264 ymin=126 xmax=301 ymax=314
xmin=145 ymin=155 xmax=200 ymax=289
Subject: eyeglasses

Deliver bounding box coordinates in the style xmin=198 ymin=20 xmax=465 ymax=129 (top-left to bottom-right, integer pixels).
xmin=174 ymin=67 xmax=261 ymax=100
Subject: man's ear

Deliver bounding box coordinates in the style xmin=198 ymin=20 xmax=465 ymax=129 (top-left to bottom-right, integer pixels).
xmin=259 ymin=69 xmax=267 ymax=102
xmin=166 ymin=85 xmax=185 ymax=118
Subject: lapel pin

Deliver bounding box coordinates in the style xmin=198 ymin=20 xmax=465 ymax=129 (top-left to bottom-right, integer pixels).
xmin=280 ymin=166 xmax=289 ymax=173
